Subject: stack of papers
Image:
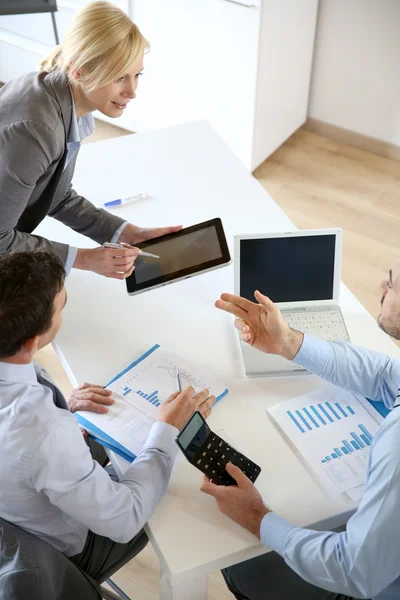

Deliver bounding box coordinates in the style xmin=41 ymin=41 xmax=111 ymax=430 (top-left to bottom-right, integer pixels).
xmin=267 ymin=385 xmax=383 ymax=499
xmin=76 ymin=344 xmax=229 ymax=462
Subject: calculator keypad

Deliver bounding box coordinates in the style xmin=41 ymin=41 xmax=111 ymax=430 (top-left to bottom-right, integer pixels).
xmin=193 ymin=434 xmax=261 ymax=486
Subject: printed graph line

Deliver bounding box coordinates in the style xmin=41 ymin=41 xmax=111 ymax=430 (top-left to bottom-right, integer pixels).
xmin=156 ymin=365 xmax=199 ymax=389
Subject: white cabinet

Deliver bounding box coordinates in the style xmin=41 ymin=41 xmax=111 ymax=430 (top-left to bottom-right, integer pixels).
xmin=0 ymin=0 xmax=318 ymax=171
xmin=102 ymin=0 xmax=319 ymax=170
xmin=120 ymin=0 xmax=260 ymax=171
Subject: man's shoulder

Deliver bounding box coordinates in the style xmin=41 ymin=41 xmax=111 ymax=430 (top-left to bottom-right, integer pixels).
xmin=6 ymin=380 xmax=75 ymax=442
xmin=0 ymin=381 xmax=77 ymax=480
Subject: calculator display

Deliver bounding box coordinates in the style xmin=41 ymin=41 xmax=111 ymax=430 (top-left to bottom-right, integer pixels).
xmin=178 ymin=412 xmax=210 ymax=460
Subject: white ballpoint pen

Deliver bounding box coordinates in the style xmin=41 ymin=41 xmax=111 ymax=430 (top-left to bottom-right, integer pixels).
xmin=103 ymin=242 xmax=160 ymax=259
xmin=103 ymin=193 xmax=148 ymax=207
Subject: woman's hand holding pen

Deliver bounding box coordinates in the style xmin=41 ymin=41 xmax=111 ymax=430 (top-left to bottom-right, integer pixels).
xmin=73 ymin=245 xmax=141 ymax=279
xmin=73 ymin=223 xmax=182 ymax=279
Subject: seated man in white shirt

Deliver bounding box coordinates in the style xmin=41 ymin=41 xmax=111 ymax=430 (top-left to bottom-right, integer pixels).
xmin=0 ymin=251 xmax=214 ymax=580
xmin=201 ymin=262 xmax=400 ymax=600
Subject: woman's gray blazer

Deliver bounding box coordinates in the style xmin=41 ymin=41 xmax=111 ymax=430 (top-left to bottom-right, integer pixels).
xmin=0 ymin=70 xmax=124 ymax=264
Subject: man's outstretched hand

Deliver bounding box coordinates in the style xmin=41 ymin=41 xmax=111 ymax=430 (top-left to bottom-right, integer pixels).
xmin=215 ymin=290 xmax=303 ymax=360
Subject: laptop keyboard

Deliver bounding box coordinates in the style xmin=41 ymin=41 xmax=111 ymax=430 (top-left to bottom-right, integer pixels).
xmin=283 ymin=310 xmax=350 ymax=341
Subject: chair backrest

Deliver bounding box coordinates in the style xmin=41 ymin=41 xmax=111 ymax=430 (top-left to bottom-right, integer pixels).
xmin=0 ymin=0 xmax=57 ymax=16
xmin=0 ymin=517 xmax=101 ymax=600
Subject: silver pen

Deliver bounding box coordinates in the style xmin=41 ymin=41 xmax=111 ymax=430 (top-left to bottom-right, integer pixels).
xmin=103 ymin=242 xmax=160 ymax=259
xmin=177 ymin=370 xmax=183 ymax=393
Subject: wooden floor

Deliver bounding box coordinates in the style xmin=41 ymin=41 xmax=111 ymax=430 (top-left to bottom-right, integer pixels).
xmin=254 ymin=129 xmax=400 ymax=322
xmin=35 ymin=121 xmax=400 ymax=599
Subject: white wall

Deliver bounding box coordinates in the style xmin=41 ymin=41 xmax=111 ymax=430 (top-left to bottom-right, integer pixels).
xmin=309 ymin=0 xmax=400 ymax=146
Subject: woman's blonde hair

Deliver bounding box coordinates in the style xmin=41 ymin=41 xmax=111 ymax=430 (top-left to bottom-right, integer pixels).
xmin=39 ymin=1 xmax=149 ymax=91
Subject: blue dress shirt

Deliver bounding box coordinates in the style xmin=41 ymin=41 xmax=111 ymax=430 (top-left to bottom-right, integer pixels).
xmin=0 ymin=360 xmax=178 ymax=557
xmin=260 ymin=335 xmax=400 ymax=600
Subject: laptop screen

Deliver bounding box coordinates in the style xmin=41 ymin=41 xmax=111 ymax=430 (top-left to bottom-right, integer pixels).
xmin=240 ymin=234 xmax=336 ymax=303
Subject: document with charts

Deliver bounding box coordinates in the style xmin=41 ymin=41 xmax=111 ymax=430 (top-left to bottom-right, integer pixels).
xmin=267 ymin=385 xmax=383 ymax=496
xmin=75 ymin=344 xmax=229 ymax=462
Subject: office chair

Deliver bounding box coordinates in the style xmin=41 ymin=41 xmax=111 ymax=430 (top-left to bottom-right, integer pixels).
xmin=0 ymin=517 xmax=138 ymax=600
xmin=0 ymin=0 xmax=60 ymax=44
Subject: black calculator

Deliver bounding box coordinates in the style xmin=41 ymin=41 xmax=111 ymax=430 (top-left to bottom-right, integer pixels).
xmin=176 ymin=411 xmax=261 ymax=486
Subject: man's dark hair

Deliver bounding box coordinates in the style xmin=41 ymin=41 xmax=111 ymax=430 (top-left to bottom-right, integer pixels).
xmin=0 ymin=252 xmax=65 ymax=358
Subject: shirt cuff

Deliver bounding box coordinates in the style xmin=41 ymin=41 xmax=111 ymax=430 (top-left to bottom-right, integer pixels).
xmin=111 ymin=221 xmax=129 ymax=243
xmin=293 ymin=334 xmax=331 ymax=373
xmin=140 ymin=421 xmax=179 ymax=461
xmin=260 ymin=512 xmax=297 ymax=555
xmin=65 ymin=246 xmax=78 ymax=275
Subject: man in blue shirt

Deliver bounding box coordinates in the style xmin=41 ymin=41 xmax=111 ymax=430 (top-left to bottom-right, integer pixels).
xmin=0 ymin=251 xmax=214 ymax=580
xmin=203 ymin=263 xmax=400 ymax=600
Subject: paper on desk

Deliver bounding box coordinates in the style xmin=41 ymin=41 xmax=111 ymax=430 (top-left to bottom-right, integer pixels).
xmin=346 ymin=485 xmax=365 ymax=504
xmin=267 ymin=385 xmax=381 ymax=496
xmin=76 ymin=344 xmax=228 ymax=460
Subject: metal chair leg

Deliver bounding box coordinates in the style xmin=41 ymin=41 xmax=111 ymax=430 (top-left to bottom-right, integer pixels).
xmin=101 ymin=578 xmax=132 ymax=600
xmin=100 ymin=586 xmax=122 ymax=600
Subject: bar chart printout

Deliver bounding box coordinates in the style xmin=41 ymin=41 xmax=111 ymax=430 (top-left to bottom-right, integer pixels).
xmin=77 ymin=346 xmax=228 ymax=461
xmin=112 ymin=349 xmax=227 ymax=412
xmin=121 ymin=385 xmax=162 ymax=407
xmin=268 ymin=386 xmax=381 ymax=495
xmin=134 ymin=388 xmax=161 ymax=408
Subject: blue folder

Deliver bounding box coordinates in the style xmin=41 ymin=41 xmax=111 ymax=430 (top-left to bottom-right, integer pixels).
xmin=365 ymin=398 xmax=390 ymax=419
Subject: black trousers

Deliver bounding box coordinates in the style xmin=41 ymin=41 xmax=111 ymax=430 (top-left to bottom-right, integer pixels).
xmin=70 ymin=438 xmax=149 ymax=582
xmin=222 ymin=551 xmax=366 ymax=600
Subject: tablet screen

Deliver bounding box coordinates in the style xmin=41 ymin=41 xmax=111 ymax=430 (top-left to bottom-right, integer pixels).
xmin=135 ymin=226 xmax=223 ymax=284
xmin=126 ymin=218 xmax=230 ymax=295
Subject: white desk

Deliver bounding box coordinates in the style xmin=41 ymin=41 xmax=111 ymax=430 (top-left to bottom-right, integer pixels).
xmin=36 ymin=121 xmax=400 ymax=600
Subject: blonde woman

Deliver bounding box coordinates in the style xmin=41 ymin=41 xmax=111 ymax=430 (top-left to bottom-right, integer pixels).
xmin=0 ymin=1 xmax=181 ymax=279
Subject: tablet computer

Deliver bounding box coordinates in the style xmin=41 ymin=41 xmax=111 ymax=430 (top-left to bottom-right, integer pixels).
xmin=126 ymin=218 xmax=231 ymax=296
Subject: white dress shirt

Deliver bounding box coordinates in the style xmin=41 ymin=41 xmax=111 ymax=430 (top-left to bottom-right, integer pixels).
xmin=0 ymin=360 xmax=178 ymax=557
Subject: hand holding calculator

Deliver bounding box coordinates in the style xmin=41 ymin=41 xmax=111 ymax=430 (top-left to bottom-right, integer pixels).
xmin=176 ymin=411 xmax=261 ymax=486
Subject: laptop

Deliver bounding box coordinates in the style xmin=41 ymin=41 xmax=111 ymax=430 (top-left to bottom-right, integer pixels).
xmin=234 ymin=228 xmax=350 ymax=376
